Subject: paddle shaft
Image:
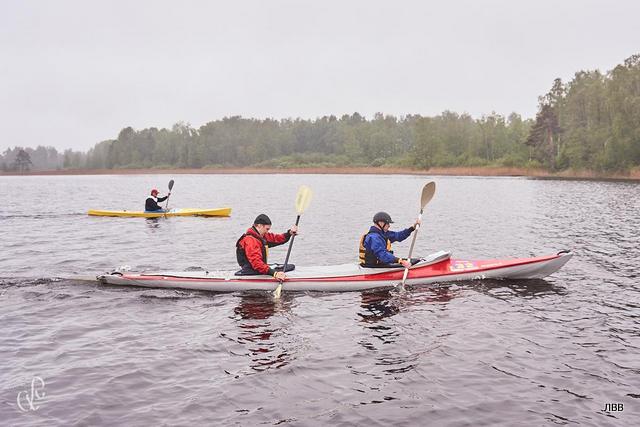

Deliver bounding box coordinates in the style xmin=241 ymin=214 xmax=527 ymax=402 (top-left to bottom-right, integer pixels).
xmin=280 ymin=215 xmax=300 ymax=274
xmin=165 ymin=180 xmax=175 ymax=211
xmin=401 ymin=209 xmax=425 ymax=286
xmin=406 ymin=209 xmax=423 ymax=259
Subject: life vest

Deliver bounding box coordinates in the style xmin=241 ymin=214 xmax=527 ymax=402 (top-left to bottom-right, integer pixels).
xmin=145 ymin=197 xmax=161 ymax=211
xmin=236 ymin=229 xmax=269 ymax=270
xmin=359 ymin=229 xmax=393 ymax=266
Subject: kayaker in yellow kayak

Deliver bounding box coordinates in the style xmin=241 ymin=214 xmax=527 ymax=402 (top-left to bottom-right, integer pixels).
xmin=145 ymin=188 xmax=170 ymax=212
xmin=235 ymin=214 xmax=299 ymax=280
xmin=359 ymin=211 xmax=421 ymax=268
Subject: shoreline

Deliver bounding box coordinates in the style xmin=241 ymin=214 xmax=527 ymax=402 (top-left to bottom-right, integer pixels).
xmin=2 ymin=166 xmax=639 ymax=181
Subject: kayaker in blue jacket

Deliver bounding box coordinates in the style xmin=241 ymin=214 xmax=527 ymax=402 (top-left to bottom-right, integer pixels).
xmin=359 ymin=211 xmax=420 ymax=268
xmin=145 ymin=188 xmax=170 ymax=211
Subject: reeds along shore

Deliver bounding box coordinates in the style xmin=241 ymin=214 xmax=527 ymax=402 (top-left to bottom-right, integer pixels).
xmin=2 ymin=166 xmax=640 ymax=181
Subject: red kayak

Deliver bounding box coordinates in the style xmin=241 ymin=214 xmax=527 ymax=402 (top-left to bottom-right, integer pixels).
xmin=97 ymin=250 xmax=573 ymax=293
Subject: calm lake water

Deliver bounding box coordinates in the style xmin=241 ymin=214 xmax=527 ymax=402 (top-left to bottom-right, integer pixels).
xmin=1 ymin=174 xmax=639 ymax=426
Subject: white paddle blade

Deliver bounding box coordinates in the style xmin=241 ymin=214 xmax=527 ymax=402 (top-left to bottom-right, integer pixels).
xmin=295 ymin=185 xmax=313 ymax=214
xmin=421 ymin=182 xmax=436 ymax=209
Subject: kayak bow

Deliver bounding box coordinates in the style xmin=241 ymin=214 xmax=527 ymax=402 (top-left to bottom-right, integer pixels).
xmin=97 ymin=250 xmax=572 ymax=293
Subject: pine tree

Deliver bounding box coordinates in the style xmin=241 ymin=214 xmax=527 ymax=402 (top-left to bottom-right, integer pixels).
xmin=13 ymin=149 xmax=32 ymax=173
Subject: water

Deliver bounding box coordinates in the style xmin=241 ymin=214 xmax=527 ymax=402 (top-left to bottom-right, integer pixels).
xmin=1 ymin=174 xmax=639 ymax=425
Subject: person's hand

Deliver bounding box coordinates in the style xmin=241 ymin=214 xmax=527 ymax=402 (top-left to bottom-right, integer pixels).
xmin=289 ymin=225 xmax=299 ymax=235
xmin=399 ymin=258 xmax=411 ymax=268
xmin=274 ymin=271 xmax=287 ymax=281
xmin=413 ymin=217 xmax=422 ymax=228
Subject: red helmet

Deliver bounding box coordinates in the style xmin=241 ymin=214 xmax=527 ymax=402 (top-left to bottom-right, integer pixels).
xmin=151 ymin=189 xmax=159 ymax=196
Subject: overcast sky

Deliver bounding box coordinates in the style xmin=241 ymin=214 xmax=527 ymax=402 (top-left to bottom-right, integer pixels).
xmin=1 ymin=0 xmax=639 ymax=152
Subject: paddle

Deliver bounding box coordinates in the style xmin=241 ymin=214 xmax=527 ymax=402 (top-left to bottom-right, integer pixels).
xmin=273 ymin=185 xmax=313 ymax=299
xmin=165 ymin=179 xmax=175 ymax=211
xmin=399 ymin=181 xmax=436 ymax=289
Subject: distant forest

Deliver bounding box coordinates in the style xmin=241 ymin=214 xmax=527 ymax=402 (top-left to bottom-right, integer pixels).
xmin=2 ymin=54 xmax=639 ymax=173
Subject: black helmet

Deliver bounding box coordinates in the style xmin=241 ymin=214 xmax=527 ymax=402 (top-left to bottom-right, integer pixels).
xmin=373 ymin=211 xmax=393 ymax=224
xmin=254 ymin=213 xmax=272 ymax=225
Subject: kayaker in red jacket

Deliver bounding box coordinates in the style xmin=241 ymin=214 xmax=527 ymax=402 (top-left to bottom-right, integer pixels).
xmin=235 ymin=214 xmax=299 ymax=280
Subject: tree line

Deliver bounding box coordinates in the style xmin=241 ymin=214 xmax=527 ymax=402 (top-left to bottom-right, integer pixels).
xmin=0 ymin=146 xmax=85 ymax=172
xmin=3 ymin=54 xmax=639 ymax=173
xmin=526 ymin=54 xmax=640 ymax=171
xmin=79 ymin=112 xmax=534 ymax=170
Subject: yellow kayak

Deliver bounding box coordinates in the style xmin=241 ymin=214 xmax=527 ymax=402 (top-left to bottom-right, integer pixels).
xmin=87 ymin=207 xmax=232 ymax=218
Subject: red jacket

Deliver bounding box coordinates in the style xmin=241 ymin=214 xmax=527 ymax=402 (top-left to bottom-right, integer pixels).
xmin=236 ymin=227 xmax=291 ymax=275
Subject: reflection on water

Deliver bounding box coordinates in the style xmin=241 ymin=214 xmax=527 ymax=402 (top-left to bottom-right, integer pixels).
xmin=358 ymin=290 xmax=399 ymax=323
xmin=403 ymin=284 xmax=460 ymax=305
xmin=356 ymin=288 xmax=455 ymax=379
xmin=471 ymin=278 xmax=568 ymax=300
xmin=358 ymin=286 xmax=461 ymax=324
xmin=233 ymin=292 xmax=292 ymax=320
xmin=227 ymin=293 xmax=295 ymax=373
xmin=358 ymin=290 xmax=401 ymax=355
xmin=145 ymin=217 xmax=162 ymax=230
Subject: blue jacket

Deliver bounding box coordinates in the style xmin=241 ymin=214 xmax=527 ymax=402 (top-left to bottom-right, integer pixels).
xmin=363 ymin=225 xmax=414 ymax=264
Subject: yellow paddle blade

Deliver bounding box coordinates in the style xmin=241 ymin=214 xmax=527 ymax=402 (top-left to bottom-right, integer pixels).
xmin=295 ymin=185 xmax=313 ymax=214
xmin=421 ymin=181 xmax=436 ymax=209
xmin=274 ymin=283 xmax=282 ymax=299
